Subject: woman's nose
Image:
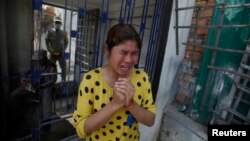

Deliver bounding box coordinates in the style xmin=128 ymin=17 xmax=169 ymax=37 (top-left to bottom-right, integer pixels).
xmin=124 ymin=55 xmax=133 ymax=63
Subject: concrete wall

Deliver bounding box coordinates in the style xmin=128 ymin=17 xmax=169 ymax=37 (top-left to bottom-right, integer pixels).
xmin=0 ymin=0 xmax=33 ymax=90
xmin=0 ymin=0 xmax=8 ymax=92
xmin=0 ymin=0 xmax=33 ymax=139
xmin=158 ymin=105 xmax=207 ymax=141
xmin=138 ymin=0 xmax=202 ymax=141
xmin=0 ymin=1 xmax=8 ymax=139
xmin=6 ymin=0 xmax=33 ymax=76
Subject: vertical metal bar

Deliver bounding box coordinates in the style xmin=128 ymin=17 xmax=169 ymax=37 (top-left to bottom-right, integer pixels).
xmin=32 ymin=1 xmax=42 ymax=140
xmin=95 ymin=0 xmax=104 ymax=67
xmin=59 ymin=0 xmax=68 ymax=111
xmin=65 ymin=0 xmax=76 ymax=112
xmin=130 ymin=0 xmax=136 ymax=24
xmin=137 ymin=0 xmax=149 ymax=67
xmin=83 ymin=0 xmax=87 ymax=70
xmin=119 ymin=0 xmax=124 ymax=23
xmin=73 ymin=0 xmax=79 ymax=112
xmin=145 ymin=0 xmax=159 ymax=73
xmin=90 ymin=26 xmax=94 ymax=68
xmin=96 ymin=0 xmax=109 ymax=67
xmin=74 ymin=0 xmax=85 ymax=110
xmin=139 ymin=0 xmax=149 ymax=39
xmin=100 ymin=0 xmax=109 ymax=66
xmin=149 ymin=0 xmax=163 ymax=79
xmin=175 ymin=0 xmax=179 ymax=55
xmin=126 ymin=0 xmax=131 ymax=23
xmin=123 ymin=0 xmax=128 ymax=23
xmin=146 ymin=0 xmax=163 ymax=78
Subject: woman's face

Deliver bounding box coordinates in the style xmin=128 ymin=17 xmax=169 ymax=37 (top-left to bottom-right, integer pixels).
xmin=107 ymin=40 xmax=139 ymax=77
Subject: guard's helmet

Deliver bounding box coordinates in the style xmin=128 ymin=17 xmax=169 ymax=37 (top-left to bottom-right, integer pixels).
xmin=54 ymin=16 xmax=62 ymax=23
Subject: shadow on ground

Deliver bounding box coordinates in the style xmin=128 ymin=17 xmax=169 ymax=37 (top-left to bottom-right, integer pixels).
xmin=40 ymin=119 xmax=77 ymax=141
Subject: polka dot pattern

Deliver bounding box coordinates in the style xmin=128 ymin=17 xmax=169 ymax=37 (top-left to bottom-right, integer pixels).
xmin=86 ymin=75 xmax=91 ymax=80
xmin=94 ymin=69 xmax=100 ymax=73
xmin=73 ymin=67 xmax=155 ymax=141
xmin=91 ymin=88 xmax=94 ymax=93
xmin=95 ymin=95 xmax=99 ymax=100
xmin=102 ymin=89 xmax=106 ymax=94
xmin=137 ymin=82 xmax=141 ymax=87
xmin=95 ymin=81 xmax=100 ymax=86
xmin=79 ymin=90 xmax=82 ymax=96
xmin=84 ymin=87 xmax=89 ymax=93
xmin=89 ymin=100 xmax=93 ymax=105
xmin=138 ymin=95 xmax=142 ymax=99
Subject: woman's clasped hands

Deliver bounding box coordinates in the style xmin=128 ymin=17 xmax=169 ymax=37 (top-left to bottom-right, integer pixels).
xmin=112 ymin=78 xmax=135 ymax=108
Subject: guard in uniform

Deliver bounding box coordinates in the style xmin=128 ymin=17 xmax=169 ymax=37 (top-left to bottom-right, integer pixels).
xmin=45 ymin=16 xmax=68 ymax=81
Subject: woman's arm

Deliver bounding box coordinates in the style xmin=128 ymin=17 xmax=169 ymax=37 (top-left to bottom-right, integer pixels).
xmin=74 ymin=79 xmax=126 ymax=136
xmin=114 ymin=77 xmax=156 ymax=127
xmin=84 ymin=92 xmax=124 ymax=135
xmin=126 ymin=101 xmax=155 ymax=126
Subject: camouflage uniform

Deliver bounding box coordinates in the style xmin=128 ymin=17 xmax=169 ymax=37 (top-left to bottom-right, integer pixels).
xmin=45 ymin=29 xmax=68 ymax=81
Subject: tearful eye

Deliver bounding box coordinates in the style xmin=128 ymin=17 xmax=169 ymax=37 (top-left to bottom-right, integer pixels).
xmin=120 ymin=51 xmax=128 ymax=55
xmin=132 ymin=52 xmax=139 ymax=56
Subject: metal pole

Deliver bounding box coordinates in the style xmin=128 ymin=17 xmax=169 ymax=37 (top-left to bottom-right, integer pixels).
xmin=175 ymin=0 xmax=179 ymax=55
xmin=182 ymin=43 xmax=250 ymax=54
xmin=145 ymin=0 xmax=159 ymax=73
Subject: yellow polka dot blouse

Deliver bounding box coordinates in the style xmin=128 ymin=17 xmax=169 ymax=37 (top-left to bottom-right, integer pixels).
xmin=73 ymin=67 xmax=156 ymax=141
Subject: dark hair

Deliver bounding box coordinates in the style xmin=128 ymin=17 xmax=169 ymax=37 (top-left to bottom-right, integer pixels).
xmin=105 ymin=24 xmax=142 ymax=51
